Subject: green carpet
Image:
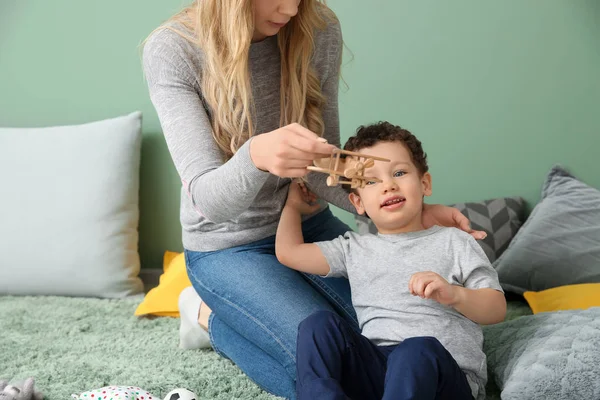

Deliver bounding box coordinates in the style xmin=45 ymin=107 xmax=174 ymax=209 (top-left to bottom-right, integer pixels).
xmin=0 ymin=295 xmax=532 ymax=400
xmin=0 ymin=296 xmax=279 ymax=400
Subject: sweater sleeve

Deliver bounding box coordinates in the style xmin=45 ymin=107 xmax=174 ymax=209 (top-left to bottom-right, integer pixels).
xmin=304 ymin=20 xmax=355 ymax=214
xmin=142 ymin=31 xmax=270 ymax=223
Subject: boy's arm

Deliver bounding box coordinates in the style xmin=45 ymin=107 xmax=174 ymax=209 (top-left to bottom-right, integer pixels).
xmin=410 ymin=233 xmax=507 ymax=325
xmin=275 ymin=184 xmax=331 ymax=276
xmin=409 ymin=272 xmax=506 ymax=325
xmin=457 ymin=235 xmax=507 ymax=325
xmin=451 ymin=287 xmax=506 ymax=325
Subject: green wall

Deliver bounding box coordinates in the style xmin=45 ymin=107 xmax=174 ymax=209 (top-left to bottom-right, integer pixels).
xmin=1 ymin=1 xmax=598 ymax=269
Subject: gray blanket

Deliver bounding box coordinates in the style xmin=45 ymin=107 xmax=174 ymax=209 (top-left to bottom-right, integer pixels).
xmin=483 ymin=306 xmax=600 ymax=400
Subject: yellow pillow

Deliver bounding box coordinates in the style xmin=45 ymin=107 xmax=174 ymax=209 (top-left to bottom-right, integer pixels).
xmin=523 ymin=283 xmax=600 ymax=314
xmin=134 ymin=251 xmax=192 ymax=317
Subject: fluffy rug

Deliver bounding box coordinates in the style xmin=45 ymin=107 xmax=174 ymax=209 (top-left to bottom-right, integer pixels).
xmin=0 ymin=296 xmax=278 ymax=399
xmin=0 ymin=295 xmax=532 ymax=399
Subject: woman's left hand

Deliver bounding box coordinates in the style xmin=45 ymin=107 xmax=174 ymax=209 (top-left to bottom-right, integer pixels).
xmin=422 ymin=204 xmax=487 ymax=240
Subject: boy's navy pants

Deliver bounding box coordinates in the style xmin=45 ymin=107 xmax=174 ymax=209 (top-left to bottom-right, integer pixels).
xmin=296 ymin=311 xmax=475 ymax=400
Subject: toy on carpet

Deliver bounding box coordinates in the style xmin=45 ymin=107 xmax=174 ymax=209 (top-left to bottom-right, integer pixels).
xmin=0 ymin=378 xmax=43 ymax=400
xmin=163 ymin=388 xmax=197 ymax=400
xmin=71 ymin=386 xmax=197 ymax=400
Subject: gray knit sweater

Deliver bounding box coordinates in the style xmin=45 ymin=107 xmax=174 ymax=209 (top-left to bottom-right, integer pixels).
xmin=143 ymin=20 xmax=354 ymax=251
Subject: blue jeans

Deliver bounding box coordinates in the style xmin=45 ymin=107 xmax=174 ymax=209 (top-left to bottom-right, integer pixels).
xmin=296 ymin=311 xmax=474 ymax=400
xmin=185 ymin=208 xmax=358 ymax=399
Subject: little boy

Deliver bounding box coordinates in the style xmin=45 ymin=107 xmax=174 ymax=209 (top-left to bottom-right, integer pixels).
xmin=275 ymin=122 xmax=506 ymax=400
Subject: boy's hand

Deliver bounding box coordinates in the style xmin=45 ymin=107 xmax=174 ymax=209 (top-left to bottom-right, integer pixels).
xmin=285 ymin=181 xmax=321 ymax=215
xmin=409 ymin=271 xmax=459 ymax=306
xmin=422 ymin=204 xmax=487 ymax=240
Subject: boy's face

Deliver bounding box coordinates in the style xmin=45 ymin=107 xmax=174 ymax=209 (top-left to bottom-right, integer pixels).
xmin=348 ymin=141 xmax=432 ymax=234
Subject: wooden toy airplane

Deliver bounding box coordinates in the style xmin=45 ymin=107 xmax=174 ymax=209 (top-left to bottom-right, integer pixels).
xmin=307 ymin=139 xmax=391 ymax=188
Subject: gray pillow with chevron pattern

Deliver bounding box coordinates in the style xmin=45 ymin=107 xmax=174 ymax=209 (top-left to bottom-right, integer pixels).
xmin=451 ymin=197 xmax=525 ymax=263
xmin=355 ymin=196 xmax=526 ymax=263
xmin=493 ymin=165 xmax=600 ymax=294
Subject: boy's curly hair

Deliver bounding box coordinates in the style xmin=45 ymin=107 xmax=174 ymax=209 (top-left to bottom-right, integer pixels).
xmin=344 ymin=121 xmax=428 ymax=175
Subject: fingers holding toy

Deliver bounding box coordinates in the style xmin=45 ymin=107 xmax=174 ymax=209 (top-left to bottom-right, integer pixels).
xmin=409 ymin=271 xmax=458 ymax=306
xmin=250 ymin=123 xmax=336 ymax=178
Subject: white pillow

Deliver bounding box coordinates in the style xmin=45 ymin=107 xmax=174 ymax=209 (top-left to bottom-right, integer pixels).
xmin=0 ymin=112 xmax=144 ymax=298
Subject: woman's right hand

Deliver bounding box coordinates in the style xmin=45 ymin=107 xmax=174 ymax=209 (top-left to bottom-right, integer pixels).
xmin=249 ymin=123 xmax=336 ymax=177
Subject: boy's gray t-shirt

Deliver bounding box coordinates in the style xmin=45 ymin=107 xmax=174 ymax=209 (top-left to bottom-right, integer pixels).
xmin=315 ymin=225 xmax=503 ymax=400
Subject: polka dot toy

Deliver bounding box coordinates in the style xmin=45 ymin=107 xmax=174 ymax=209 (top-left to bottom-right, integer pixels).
xmin=71 ymin=386 xmax=156 ymax=400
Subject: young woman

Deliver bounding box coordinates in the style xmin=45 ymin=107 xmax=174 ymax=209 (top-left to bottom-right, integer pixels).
xmin=142 ymin=1 xmax=483 ymax=398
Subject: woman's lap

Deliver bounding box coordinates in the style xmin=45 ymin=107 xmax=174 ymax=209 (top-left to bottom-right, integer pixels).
xmin=187 ymin=242 xmax=342 ymax=372
xmin=184 ymin=208 xmax=357 ymax=397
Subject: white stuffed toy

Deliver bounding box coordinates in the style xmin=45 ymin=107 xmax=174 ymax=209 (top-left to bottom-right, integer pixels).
xmin=0 ymin=378 xmax=43 ymax=400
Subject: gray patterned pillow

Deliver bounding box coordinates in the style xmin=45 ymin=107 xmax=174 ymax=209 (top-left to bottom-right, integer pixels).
xmin=355 ymin=197 xmax=526 ymax=263
xmin=493 ymin=166 xmax=600 ymax=294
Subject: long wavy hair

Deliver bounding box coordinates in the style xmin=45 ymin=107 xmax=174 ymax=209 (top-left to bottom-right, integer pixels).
xmin=152 ymin=0 xmax=339 ymax=159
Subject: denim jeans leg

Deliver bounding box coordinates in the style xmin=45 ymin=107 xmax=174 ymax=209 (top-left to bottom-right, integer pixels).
xmin=208 ymin=313 xmax=296 ymax=397
xmin=185 ymin=242 xmax=337 ymax=398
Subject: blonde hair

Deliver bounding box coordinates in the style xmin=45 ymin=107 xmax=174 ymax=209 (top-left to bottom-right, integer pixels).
xmin=153 ymin=0 xmax=339 ymax=159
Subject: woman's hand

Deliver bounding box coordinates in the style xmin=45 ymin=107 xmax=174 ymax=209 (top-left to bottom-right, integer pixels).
xmin=285 ymin=181 xmax=321 ymax=215
xmin=250 ymin=123 xmax=335 ymax=178
xmin=422 ymin=204 xmax=487 ymax=240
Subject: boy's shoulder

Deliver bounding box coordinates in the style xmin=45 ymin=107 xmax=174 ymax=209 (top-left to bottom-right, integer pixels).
xmin=434 ymin=226 xmax=475 ymax=242
xmin=435 ymin=227 xmax=492 ymax=266
xmin=429 ymin=227 xmax=482 ymax=255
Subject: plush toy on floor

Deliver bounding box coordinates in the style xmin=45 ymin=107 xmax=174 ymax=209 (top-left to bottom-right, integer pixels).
xmin=71 ymin=386 xmax=197 ymax=400
xmin=72 ymin=386 xmax=153 ymax=400
xmin=163 ymin=388 xmax=197 ymax=400
xmin=0 ymin=378 xmax=44 ymax=400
